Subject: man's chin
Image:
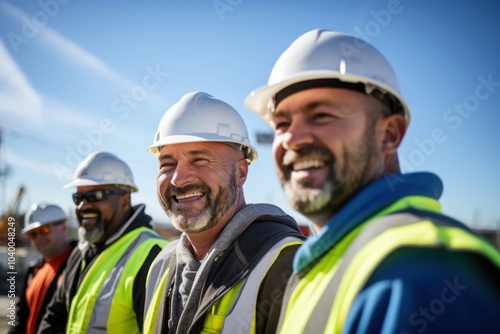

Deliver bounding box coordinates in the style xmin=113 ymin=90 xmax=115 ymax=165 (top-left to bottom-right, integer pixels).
xmin=78 ymin=226 xmax=104 ymax=244
xmin=285 ymin=182 xmax=333 ymax=211
xmin=170 ymin=210 xmax=213 ymax=234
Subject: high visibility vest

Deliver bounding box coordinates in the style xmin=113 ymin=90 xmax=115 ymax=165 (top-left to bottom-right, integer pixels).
xmin=279 ymin=208 xmax=500 ymax=334
xmin=67 ymin=227 xmax=167 ymax=334
xmin=144 ymin=236 xmax=302 ymax=334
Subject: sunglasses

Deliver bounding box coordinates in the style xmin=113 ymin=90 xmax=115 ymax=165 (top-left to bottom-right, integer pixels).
xmin=72 ymin=189 xmax=126 ymax=205
xmin=27 ymin=224 xmax=57 ymax=240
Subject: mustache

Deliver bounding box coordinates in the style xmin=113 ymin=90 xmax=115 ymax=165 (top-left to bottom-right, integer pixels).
xmin=282 ymin=145 xmax=333 ymax=166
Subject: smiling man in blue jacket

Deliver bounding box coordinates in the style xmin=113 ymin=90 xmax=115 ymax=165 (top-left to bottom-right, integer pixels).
xmin=245 ymin=29 xmax=500 ymax=334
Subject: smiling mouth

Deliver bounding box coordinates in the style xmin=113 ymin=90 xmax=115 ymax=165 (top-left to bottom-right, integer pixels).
xmin=290 ymin=159 xmax=325 ymax=171
xmin=174 ymin=191 xmax=204 ymax=202
xmin=79 ymin=212 xmax=100 ymax=229
xmin=81 ymin=212 xmax=99 ymax=219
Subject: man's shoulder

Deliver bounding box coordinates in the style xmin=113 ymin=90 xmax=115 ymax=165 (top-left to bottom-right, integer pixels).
xmin=238 ymin=218 xmax=304 ymax=253
xmin=371 ymin=246 xmax=499 ymax=282
xmin=154 ymin=239 xmax=179 ymax=262
xmin=246 ymin=207 xmax=304 ymax=236
xmin=347 ymin=247 xmax=500 ymax=333
xmin=360 ymin=210 xmax=500 ymax=294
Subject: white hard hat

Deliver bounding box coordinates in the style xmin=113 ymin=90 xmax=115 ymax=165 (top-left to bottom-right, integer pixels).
xmin=23 ymin=202 xmax=67 ymax=234
xmin=245 ymin=29 xmax=411 ymax=125
xmin=64 ymin=151 xmax=138 ymax=192
xmin=147 ymin=91 xmax=258 ymax=164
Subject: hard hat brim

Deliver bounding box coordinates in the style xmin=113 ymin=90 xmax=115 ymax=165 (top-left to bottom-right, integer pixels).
xmin=147 ymin=134 xmax=258 ymax=164
xmin=245 ymin=70 xmax=411 ymax=126
xmin=63 ymin=179 xmax=138 ymax=192
xmin=21 ymin=220 xmax=65 ymax=234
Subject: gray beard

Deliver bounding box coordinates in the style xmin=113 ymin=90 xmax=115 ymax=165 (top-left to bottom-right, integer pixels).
xmin=281 ymin=126 xmax=379 ymax=227
xmin=78 ymin=224 xmax=104 ymax=244
xmin=160 ymin=169 xmax=238 ymax=234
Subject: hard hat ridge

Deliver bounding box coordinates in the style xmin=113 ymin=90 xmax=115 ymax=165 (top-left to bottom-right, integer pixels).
xmin=147 ymin=91 xmax=258 ymax=164
xmin=22 ymin=202 xmax=68 ymax=234
xmin=64 ymin=151 xmax=138 ymax=192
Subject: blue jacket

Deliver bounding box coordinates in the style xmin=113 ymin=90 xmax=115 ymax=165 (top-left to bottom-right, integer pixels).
xmin=290 ymin=172 xmax=500 ymax=334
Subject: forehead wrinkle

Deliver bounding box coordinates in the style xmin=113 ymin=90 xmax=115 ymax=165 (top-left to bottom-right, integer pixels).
xmin=186 ymin=148 xmax=214 ymax=157
xmin=274 ymin=98 xmax=341 ymax=117
xmin=274 ymin=91 xmax=363 ymax=123
xmin=159 ymin=147 xmax=213 ymax=160
xmin=158 ymin=152 xmax=174 ymax=161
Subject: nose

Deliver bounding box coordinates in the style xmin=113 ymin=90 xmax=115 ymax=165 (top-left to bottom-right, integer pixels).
xmin=281 ymin=120 xmax=314 ymax=151
xmin=77 ymin=198 xmax=92 ymax=210
xmin=170 ymin=162 xmax=195 ymax=188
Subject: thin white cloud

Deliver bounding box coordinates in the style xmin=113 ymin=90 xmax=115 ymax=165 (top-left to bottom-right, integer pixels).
xmin=0 ymin=1 xmax=168 ymax=115
xmin=33 ymin=97 xmax=104 ymax=144
xmin=37 ymin=30 xmax=170 ymax=108
xmin=38 ymin=29 xmax=135 ymax=90
xmin=4 ymin=146 xmax=56 ymax=179
xmin=0 ymin=38 xmax=43 ymax=121
xmin=0 ymin=1 xmax=134 ymax=89
xmin=43 ymin=97 xmax=99 ymax=129
xmin=1 ymin=1 xmax=169 ymax=108
xmin=0 ymin=1 xmax=171 ymax=181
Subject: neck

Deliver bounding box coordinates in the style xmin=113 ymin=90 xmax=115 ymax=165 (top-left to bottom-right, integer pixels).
xmin=187 ymin=200 xmax=246 ymax=260
xmin=45 ymin=241 xmax=70 ymax=261
xmin=385 ymin=155 xmax=401 ymax=175
xmin=310 ymin=158 xmax=402 ymax=232
xmin=186 ymin=226 xmax=224 ymax=260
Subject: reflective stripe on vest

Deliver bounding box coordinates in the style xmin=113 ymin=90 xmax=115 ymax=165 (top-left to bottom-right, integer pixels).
xmin=67 ymin=228 xmax=166 ymax=334
xmin=144 ymin=236 xmax=302 ymax=334
xmin=290 ymin=212 xmax=500 ymax=334
xmin=220 ymin=236 xmax=302 ymax=334
xmin=143 ymin=240 xmax=178 ymax=334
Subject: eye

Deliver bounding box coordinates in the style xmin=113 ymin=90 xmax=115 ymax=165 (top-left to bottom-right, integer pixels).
xmin=313 ymin=112 xmax=335 ymax=122
xmin=159 ymin=160 xmax=176 ymax=171
xmin=274 ymin=120 xmax=290 ymax=132
xmin=192 ymin=157 xmax=209 ymax=165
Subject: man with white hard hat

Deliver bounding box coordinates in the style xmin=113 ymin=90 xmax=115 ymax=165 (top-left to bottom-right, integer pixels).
xmin=246 ymin=29 xmax=500 ymax=333
xmin=38 ymin=152 xmax=167 ymax=334
xmin=9 ymin=202 xmax=76 ymax=334
xmin=143 ymin=91 xmax=305 ymax=334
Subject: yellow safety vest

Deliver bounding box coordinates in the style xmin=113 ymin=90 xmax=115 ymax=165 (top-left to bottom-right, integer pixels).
xmin=144 ymin=236 xmax=302 ymax=334
xmin=279 ymin=199 xmax=500 ymax=334
xmin=67 ymin=227 xmax=167 ymax=334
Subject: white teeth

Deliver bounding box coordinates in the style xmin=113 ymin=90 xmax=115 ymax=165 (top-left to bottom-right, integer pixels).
xmin=82 ymin=213 xmax=98 ymax=218
xmin=176 ymin=192 xmax=203 ymax=200
xmin=293 ymin=160 xmax=324 ymax=171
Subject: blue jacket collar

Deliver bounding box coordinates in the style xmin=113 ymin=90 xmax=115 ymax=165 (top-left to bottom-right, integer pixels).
xmin=294 ymin=172 xmax=443 ymax=273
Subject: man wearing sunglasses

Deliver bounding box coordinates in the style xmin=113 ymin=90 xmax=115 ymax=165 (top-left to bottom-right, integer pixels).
xmin=9 ymin=202 xmax=76 ymax=334
xmin=38 ymin=151 xmax=167 ymax=334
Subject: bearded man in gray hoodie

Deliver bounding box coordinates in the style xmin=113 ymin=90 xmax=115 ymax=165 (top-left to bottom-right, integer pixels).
xmin=143 ymin=91 xmax=305 ymax=334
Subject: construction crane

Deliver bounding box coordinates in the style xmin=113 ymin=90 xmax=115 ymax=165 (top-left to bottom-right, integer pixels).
xmin=0 ymin=127 xmax=13 ymax=213
xmin=0 ymin=185 xmax=25 ymax=246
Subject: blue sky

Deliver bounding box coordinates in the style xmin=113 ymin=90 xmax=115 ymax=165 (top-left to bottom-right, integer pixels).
xmin=0 ymin=0 xmax=499 ymax=229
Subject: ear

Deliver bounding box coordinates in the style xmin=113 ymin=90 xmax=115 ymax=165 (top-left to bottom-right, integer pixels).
xmin=379 ymin=114 xmax=407 ymax=155
xmin=236 ymin=159 xmax=249 ymax=187
xmin=121 ymin=193 xmax=132 ymax=209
